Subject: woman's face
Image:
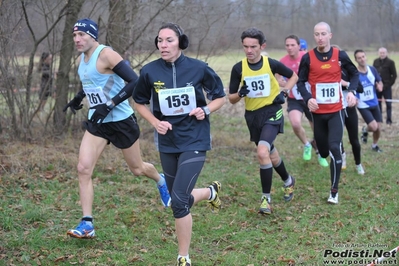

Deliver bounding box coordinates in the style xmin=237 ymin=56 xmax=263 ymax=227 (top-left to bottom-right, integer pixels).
xmin=156 ymin=28 xmax=181 ymax=63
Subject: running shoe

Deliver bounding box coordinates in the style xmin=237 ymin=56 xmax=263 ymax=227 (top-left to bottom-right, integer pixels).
xmin=177 ymin=257 xmax=191 ymax=266
xmin=341 ymin=152 xmax=347 ymax=170
xmin=318 ymin=155 xmax=329 ymax=167
xmin=207 ymin=181 xmax=221 ymax=213
xmin=303 ymin=145 xmax=312 ymax=161
xmin=158 ymin=173 xmax=171 ymax=207
xmin=356 ymin=164 xmax=365 ymax=175
xmin=282 ymin=176 xmax=295 ymax=202
xmin=258 ymin=196 xmax=272 ymax=215
xmin=371 ymin=145 xmax=383 ymax=152
xmin=327 ymin=192 xmax=339 ymax=204
xmin=67 ymin=220 xmax=95 ymax=238
xmin=361 ymin=126 xmax=368 ymax=144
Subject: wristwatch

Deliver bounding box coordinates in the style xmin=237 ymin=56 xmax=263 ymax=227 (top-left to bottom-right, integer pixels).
xmin=201 ymin=106 xmax=211 ymax=116
xmin=106 ymin=100 xmax=115 ymax=110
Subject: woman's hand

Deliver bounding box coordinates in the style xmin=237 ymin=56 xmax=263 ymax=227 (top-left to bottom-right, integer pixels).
xmin=156 ymin=120 xmax=172 ymax=135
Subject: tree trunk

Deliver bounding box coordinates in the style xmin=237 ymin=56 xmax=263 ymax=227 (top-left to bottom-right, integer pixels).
xmin=106 ymin=0 xmax=132 ymax=55
xmin=53 ymin=0 xmax=85 ymax=134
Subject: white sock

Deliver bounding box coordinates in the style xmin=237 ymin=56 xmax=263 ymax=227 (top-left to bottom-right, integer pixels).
xmin=304 ymin=142 xmax=311 ymax=147
xmin=157 ymin=174 xmax=166 ymax=187
xmin=208 ymin=186 xmax=216 ymax=201
xmin=262 ymin=193 xmax=271 ymax=202
xmin=284 ymin=175 xmax=292 ymax=187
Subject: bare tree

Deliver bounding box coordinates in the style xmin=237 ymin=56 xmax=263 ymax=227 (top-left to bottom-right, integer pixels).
xmin=53 ymin=0 xmax=85 ymax=134
xmin=117 ymin=0 xmax=175 ymax=70
xmin=1 ymin=0 xmax=398 ymax=140
xmin=106 ymin=0 xmax=130 ymax=55
xmin=23 ymin=0 xmax=66 ymax=128
xmin=0 ymin=2 xmax=21 ymax=136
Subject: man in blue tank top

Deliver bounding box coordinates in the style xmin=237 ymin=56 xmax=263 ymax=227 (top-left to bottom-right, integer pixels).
xmin=354 ymin=49 xmax=383 ymax=153
xmin=63 ymin=18 xmax=170 ymax=239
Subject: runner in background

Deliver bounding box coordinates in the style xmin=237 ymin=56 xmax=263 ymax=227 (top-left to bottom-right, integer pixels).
xmin=299 ymin=38 xmax=308 ymax=52
xmin=277 ymin=35 xmax=328 ymax=167
xmin=330 ymin=44 xmax=364 ymax=174
xmin=355 ymin=49 xmax=384 ymax=153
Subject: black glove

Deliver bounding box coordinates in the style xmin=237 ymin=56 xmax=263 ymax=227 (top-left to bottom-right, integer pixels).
xmin=281 ymin=89 xmax=289 ymax=98
xmin=238 ymin=81 xmax=250 ymax=98
xmin=89 ymin=104 xmax=112 ymax=125
xmin=356 ymin=82 xmax=364 ymax=93
xmin=272 ymin=91 xmax=286 ymax=104
xmin=63 ymin=90 xmax=85 ymax=114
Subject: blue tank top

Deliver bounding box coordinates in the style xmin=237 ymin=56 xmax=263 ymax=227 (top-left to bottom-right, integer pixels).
xmin=356 ymin=65 xmax=379 ymax=109
xmin=78 ymin=44 xmax=133 ymax=122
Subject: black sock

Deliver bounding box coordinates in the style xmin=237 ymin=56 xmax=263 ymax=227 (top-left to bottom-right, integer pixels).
xmin=260 ymin=167 xmax=273 ymax=194
xmin=82 ymin=216 xmax=93 ymax=222
xmin=273 ymin=159 xmax=289 ymax=182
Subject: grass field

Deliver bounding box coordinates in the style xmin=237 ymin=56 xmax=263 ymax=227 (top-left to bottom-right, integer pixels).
xmin=1 ymin=49 xmax=399 ymax=265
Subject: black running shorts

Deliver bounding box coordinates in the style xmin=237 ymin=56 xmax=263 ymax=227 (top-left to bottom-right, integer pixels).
xmin=84 ymin=114 xmax=140 ymax=149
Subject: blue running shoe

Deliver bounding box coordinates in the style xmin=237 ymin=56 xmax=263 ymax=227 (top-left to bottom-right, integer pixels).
xmin=67 ymin=220 xmax=95 ymax=238
xmin=158 ymin=173 xmax=171 ymax=207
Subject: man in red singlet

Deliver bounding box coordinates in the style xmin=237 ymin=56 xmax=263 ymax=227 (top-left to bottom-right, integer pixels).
xmin=297 ymin=22 xmax=359 ymax=204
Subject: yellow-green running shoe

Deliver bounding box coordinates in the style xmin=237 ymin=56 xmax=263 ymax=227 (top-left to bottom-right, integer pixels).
xmin=177 ymin=257 xmax=191 ymax=266
xmin=303 ymin=145 xmax=312 ymax=161
xmin=282 ymin=176 xmax=295 ymax=202
xmin=207 ymin=181 xmax=221 ymax=213
xmin=318 ymin=155 xmax=329 ymax=167
xmin=258 ymin=196 xmax=272 ymax=215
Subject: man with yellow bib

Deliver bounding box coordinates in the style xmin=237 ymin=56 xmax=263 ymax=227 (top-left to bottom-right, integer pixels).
xmin=228 ymin=28 xmax=298 ymax=215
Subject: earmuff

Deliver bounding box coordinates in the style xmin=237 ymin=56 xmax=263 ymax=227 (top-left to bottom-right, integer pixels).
xmin=154 ymin=24 xmax=189 ymax=50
